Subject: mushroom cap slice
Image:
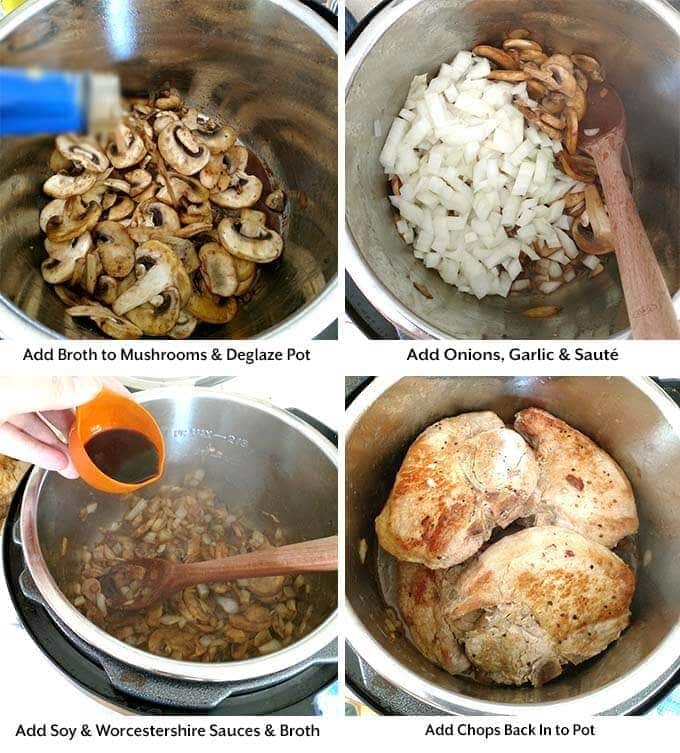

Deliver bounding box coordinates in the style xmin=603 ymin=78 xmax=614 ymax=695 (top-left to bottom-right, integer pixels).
xmin=40 ymin=199 xmax=66 ymax=233
xmin=94 ymin=275 xmax=119 ymax=305
xmin=233 ymin=255 xmax=257 ymax=296
xmin=43 ymin=171 xmax=98 ymax=199
xmin=94 ymin=221 xmax=135 ymax=278
xmin=157 ymin=173 xmax=209 ymax=204
xmin=81 ymin=250 xmax=103 ymax=295
xmin=41 ymin=256 xmax=80 ymax=284
xmin=265 ymin=189 xmax=285 ymax=212
xmin=45 ymin=198 xmax=102 ymax=243
xmin=112 ymin=240 xmax=192 ymax=315
xmin=158 ymin=123 xmax=211 ymax=176
xmin=125 ymin=286 xmax=181 ymax=335
xmin=132 ymin=200 xmax=181 ymax=233
xmin=67 ymin=303 xmax=143 ymax=339
xmin=56 ymin=135 xmax=109 ymax=173
xmin=210 ymin=171 xmax=263 ymax=208
xmin=224 ymin=145 xmax=249 ymax=174
xmin=199 ymin=242 xmax=239 ymax=297
xmin=195 ymin=124 xmax=237 ymax=154
xmin=218 ymin=217 xmax=283 ymax=263
xmin=125 ymin=168 xmax=152 ymax=197
xmin=186 ymin=288 xmax=238 ymax=324
xmin=106 ymin=123 xmax=146 ymax=169
xmin=169 ymin=310 xmax=198 ymax=339
xmin=107 ymin=196 xmax=135 ymax=221
xmin=44 ymin=232 xmax=93 ymax=262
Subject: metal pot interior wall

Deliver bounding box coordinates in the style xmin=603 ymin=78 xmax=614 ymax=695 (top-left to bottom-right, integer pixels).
xmin=0 ymin=0 xmax=337 ymax=339
xmin=346 ymin=0 xmax=680 ymax=339
xmin=346 ymin=377 xmax=680 ymax=706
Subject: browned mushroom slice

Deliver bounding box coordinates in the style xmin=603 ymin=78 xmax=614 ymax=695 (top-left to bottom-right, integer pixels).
xmin=218 ymin=214 xmax=282 ymax=263
xmin=156 ymin=173 xmax=209 ymax=205
xmin=185 ymin=286 xmax=238 ymax=324
xmin=210 ymin=171 xmax=263 ymax=209
xmin=556 ymin=151 xmax=598 ymax=183
xmin=175 ymin=221 xmax=213 ymax=238
xmin=49 ymin=148 xmax=72 ymax=172
xmin=80 ymin=250 xmax=103 ymax=295
xmin=472 ymin=45 xmax=518 ymax=70
xmin=168 ymin=310 xmax=198 ymax=339
xmin=112 ymin=240 xmax=192 ymax=315
xmin=487 ymin=70 xmax=530 ymax=82
xmin=67 ymin=304 xmax=143 ymax=339
xmin=106 ymin=123 xmax=146 ymax=169
xmin=224 ymin=145 xmax=249 ymax=174
xmin=125 ymin=287 xmax=181 ymax=335
xmin=94 ymin=275 xmax=118 ymax=305
xmin=94 ymin=221 xmax=135 ymax=278
xmin=40 ymin=199 xmax=66 ymax=233
xmin=125 ymin=168 xmax=153 ymax=198
xmin=564 ymin=107 xmax=579 ymax=154
xmin=131 ymin=200 xmax=181 ymax=233
xmin=502 ymin=38 xmax=542 ymax=52
xmin=571 ymin=54 xmax=604 ymax=82
xmin=264 ymin=189 xmax=285 ymax=212
xmin=154 ymin=87 xmax=183 ymax=110
xmin=43 ymin=170 xmax=98 ymax=199
xmin=194 ymin=118 xmax=237 ymax=154
xmin=198 ymin=242 xmax=238 ymax=297
xmin=233 ymin=256 xmax=257 ymax=296
xmin=524 ymin=62 xmax=577 ymax=97
xmin=42 ymin=256 xmax=81 ymax=285
xmin=157 ymin=123 xmax=211 ymax=176
xmin=179 ymin=200 xmax=212 ymax=226
xmin=107 ymin=196 xmax=135 ymax=221
xmin=566 ymin=87 xmax=587 ymax=120
xmin=56 ymin=135 xmax=109 ymax=173
xmin=160 ymin=236 xmax=200 ymax=273
xmin=44 ymin=232 xmax=93 ymax=261
xmin=45 ymin=197 xmax=102 ymax=243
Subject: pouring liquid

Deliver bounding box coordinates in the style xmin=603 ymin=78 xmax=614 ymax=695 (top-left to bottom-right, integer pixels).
xmin=84 ymin=429 xmax=159 ymax=484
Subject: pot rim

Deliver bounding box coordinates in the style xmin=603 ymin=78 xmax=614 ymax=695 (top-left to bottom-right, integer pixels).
xmin=344 ymin=0 xmax=680 ymax=341
xmin=344 ymin=375 xmax=680 ymax=714
xmin=0 ymin=0 xmax=338 ymax=342
xmin=21 ymin=386 xmax=338 ymax=683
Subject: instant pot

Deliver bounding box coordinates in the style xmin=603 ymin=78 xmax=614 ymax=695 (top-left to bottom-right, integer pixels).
xmin=345 ymin=376 xmax=680 ymax=714
xmin=4 ymin=387 xmax=338 ymax=714
xmin=345 ymin=0 xmax=680 ymax=339
xmin=0 ymin=0 xmax=337 ymax=340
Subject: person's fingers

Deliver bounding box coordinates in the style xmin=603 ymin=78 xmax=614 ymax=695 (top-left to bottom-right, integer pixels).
xmin=7 ymin=413 xmax=65 ymax=448
xmin=0 ymin=377 xmax=104 ymax=423
xmin=0 ymin=422 xmax=74 ymax=475
xmin=40 ymin=408 xmax=75 ymax=439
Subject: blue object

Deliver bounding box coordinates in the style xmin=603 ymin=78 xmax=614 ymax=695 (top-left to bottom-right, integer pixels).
xmin=0 ymin=68 xmax=89 ymax=136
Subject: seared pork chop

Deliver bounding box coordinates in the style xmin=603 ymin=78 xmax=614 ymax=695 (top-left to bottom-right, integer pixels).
xmin=445 ymin=526 xmax=635 ymax=686
xmin=515 ymin=408 xmax=638 ymax=547
xmin=376 ymin=412 xmax=539 ymax=568
xmin=397 ymin=561 xmax=469 ymax=675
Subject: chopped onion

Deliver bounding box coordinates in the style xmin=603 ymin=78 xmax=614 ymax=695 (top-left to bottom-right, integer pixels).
xmin=216 ymin=596 xmax=240 ymax=614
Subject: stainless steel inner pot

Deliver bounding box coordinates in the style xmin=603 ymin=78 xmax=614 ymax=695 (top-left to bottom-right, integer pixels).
xmin=346 ymin=377 xmax=680 ymax=713
xmin=21 ymin=387 xmax=338 ymax=682
xmin=0 ymin=0 xmax=337 ymax=340
xmin=346 ymin=0 xmax=680 ymax=339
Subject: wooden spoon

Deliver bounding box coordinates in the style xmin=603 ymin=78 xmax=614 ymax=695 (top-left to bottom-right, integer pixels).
xmin=99 ymin=535 xmax=338 ymax=612
xmin=579 ymin=83 xmax=679 ymax=339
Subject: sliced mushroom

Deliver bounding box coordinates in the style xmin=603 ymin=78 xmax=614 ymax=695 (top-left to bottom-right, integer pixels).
xmin=169 ymin=310 xmax=198 ymax=339
xmin=94 ymin=275 xmax=118 ymax=305
xmin=156 ymin=173 xmax=209 ymax=205
xmin=487 ymin=69 xmax=530 ymax=82
xmin=180 ymin=200 xmax=212 ymax=225
xmin=233 ymin=256 xmax=257 ymax=296
xmin=224 ymin=145 xmax=249 ymax=174
xmin=218 ymin=215 xmax=282 ymax=263
xmin=106 ymin=123 xmax=146 ymax=169
xmin=557 ymin=151 xmax=598 ymax=183
xmin=502 ymin=38 xmax=542 ymax=52
xmin=198 ymin=242 xmax=238 ymax=297
xmin=152 ymin=110 xmax=180 ymax=135
xmin=186 ymin=286 xmax=238 ymax=324
xmin=175 ymin=221 xmax=213 ymax=238
xmin=125 ymin=286 xmax=181 ymax=335
xmin=67 ymin=304 xmax=143 ymax=339
xmin=541 ymin=92 xmax=566 ymax=115
xmin=472 ymin=45 xmax=518 ymax=69
xmin=526 ymin=80 xmax=547 ymax=100
xmin=113 ymin=240 xmax=191 ymax=315
xmin=103 ymin=177 xmax=131 ymax=194
xmin=131 ymin=200 xmax=181 ymax=233
xmin=55 ymin=135 xmax=109 ymax=173
xmin=44 ymin=232 xmax=93 ymax=261
xmin=264 ymin=189 xmax=285 ymax=212
xmin=571 ymin=54 xmax=604 ymax=82
xmin=46 ymin=197 xmax=101 ymax=243
xmin=107 ymin=196 xmax=135 ymax=221
xmin=42 ymin=256 xmax=81 ymax=284
xmin=155 ymin=87 xmax=182 ymax=110
xmin=564 ymin=106 xmax=579 ymax=154
xmin=194 ymin=118 xmax=237 ymax=154
xmin=164 ymin=236 xmax=200 ymax=273
xmin=40 ymin=199 xmax=66 ymax=233
xmin=49 ymin=149 xmax=72 ymax=173
xmin=80 ymin=250 xmax=103 ymax=295
xmin=566 ymin=86 xmax=587 ymax=120
xmin=125 ymin=168 xmax=153 ymax=198
xmin=158 ymin=123 xmax=211 ymax=175
xmin=211 ymin=171 xmax=262 ymax=208
xmin=43 ymin=171 xmax=98 ymax=199
xmin=94 ymin=221 xmax=135 ymax=278
xmin=525 ymin=62 xmax=577 ymax=97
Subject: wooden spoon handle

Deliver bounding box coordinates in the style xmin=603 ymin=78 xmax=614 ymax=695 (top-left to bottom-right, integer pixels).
xmin=175 ymin=535 xmax=338 ymax=589
xmin=592 ymin=144 xmax=679 ymax=339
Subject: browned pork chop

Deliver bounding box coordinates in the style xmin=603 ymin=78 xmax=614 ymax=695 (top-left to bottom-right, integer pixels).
xmin=514 ymin=408 xmax=638 ymax=547
xmin=376 ymin=412 xmax=539 ymax=568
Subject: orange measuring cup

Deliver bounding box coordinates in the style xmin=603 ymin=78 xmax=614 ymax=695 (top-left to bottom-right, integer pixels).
xmin=68 ymin=388 xmax=166 ymax=493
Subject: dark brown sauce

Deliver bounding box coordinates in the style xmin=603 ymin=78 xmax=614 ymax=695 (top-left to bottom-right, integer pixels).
xmin=84 ymin=429 xmax=159 ymax=484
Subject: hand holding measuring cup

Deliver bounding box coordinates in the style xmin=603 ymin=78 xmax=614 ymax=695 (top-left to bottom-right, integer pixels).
xmin=0 ymin=377 xmax=127 ymax=479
